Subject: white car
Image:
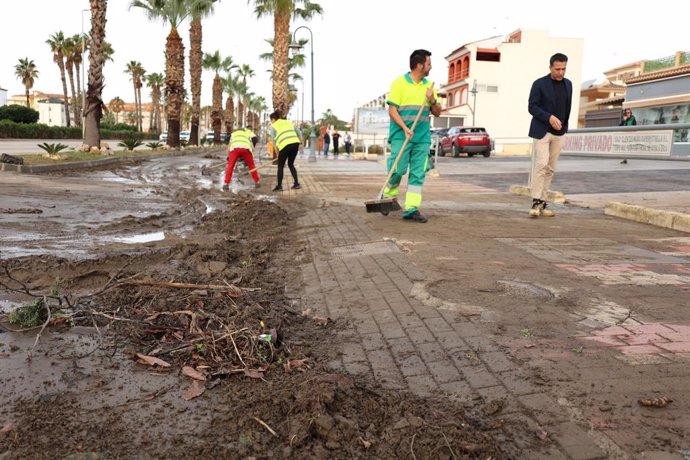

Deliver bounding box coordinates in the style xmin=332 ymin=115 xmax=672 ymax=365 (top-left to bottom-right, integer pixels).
xmin=159 ymin=132 xmax=168 ymax=142
xmin=180 ymin=130 xmax=190 ymax=142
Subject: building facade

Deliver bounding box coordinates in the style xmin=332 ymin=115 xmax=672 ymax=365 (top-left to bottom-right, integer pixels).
xmin=440 ymin=29 xmax=584 ymax=154
xmin=37 ymin=98 xmax=67 ymax=127
xmin=623 ymin=51 xmax=690 ymax=142
xmin=0 ymin=87 xmax=7 ymax=107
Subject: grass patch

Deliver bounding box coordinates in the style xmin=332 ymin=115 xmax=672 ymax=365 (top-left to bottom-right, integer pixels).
xmin=9 ymin=298 xmax=48 ymax=328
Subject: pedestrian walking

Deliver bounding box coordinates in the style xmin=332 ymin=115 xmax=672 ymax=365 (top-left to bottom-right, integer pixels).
xmin=527 ymin=52 xmax=573 ymax=218
xmin=382 ymin=49 xmax=440 ymax=223
xmin=322 ymin=130 xmax=330 ymax=157
xmin=269 ymin=110 xmax=302 ymax=192
xmin=222 ymin=126 xmax=260 ymax=190
xmin=344 ymin=131 xmax=352 ymax=155
xmin=332 ymin=131 xmax=341 ymax=155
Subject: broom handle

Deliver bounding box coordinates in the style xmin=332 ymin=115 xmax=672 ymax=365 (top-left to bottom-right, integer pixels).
xmin=377 ymin=86 xmax=433 ymax=198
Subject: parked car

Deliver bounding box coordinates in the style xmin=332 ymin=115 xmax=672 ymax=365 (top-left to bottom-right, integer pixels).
xmin=205 ymin=130 xmax=230 ymax=143
xmin=159 ymin=131 xmax=191 ymax=143
xmin=439 ymin=126 xmax=492 ymax=157
xmin=429 ymin=128 xmax=449 ymax=155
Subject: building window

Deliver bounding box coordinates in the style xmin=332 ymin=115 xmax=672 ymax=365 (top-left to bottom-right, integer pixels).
xmin=448 ymin=92 xmax=454 ymax=107
xmin=448 ymin=63 xmax=456 ymax=83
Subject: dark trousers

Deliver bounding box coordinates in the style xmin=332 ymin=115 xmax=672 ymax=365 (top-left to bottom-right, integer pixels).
xmin=345 ymin=142 xmax=352 ymax=154
xmin=333 ymin=140 xmax=339 ymax=155
xmin=277 ymin=143 xmax=300 ymax=186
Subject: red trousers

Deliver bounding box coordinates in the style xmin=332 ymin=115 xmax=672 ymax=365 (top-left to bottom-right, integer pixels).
xmin=224 ymin=148 xmax=259 ymax=185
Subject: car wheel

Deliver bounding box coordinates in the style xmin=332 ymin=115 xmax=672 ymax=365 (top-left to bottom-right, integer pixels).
xmin=452 ymin=144 xmax=460 ymax=157
xmin=482 ymin=151 xmax=491 ymax=158
xmin=438 ymin=146 xmax=445 ymax=157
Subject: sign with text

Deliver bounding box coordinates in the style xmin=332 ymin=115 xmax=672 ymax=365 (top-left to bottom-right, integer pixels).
xmin=562 ymin=130 xmax=673 ymax=156
xmin=355 ymin=108 xmax=389 ymax=135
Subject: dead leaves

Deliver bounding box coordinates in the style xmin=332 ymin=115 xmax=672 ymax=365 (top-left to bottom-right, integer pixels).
xmin=135 ymin=353 xmax=171 ymax=368
xmin=283 ymin=358 xmax=310 ymax=373
xmin=182 ymin=366 xmax=206 ymax=381
xmin=638 ymin=396 xmax=672 ymax=408
xmin=301 ymin=308 xmax=332 ymax=326
xmin=182 ymin=380 xmax=206 ymax=401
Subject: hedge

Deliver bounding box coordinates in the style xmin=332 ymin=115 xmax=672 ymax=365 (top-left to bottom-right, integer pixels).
xmin=0 ymin=120 xmax=155 ymax=140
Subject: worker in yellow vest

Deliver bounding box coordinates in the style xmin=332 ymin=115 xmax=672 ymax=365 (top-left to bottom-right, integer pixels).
xmin=222 ymin=127 xmax=260 ymax=190
xmin=268 ymin=110 xmax=302 ymax=192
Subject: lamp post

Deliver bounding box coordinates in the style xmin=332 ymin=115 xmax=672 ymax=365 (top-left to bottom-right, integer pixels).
xmin=470 ymin=79 xmax=478 ymax=126
xmin=81 ymin=8 xmax=89 ymax=138
xmin=289 ymin=26 xmax=316 ymax=162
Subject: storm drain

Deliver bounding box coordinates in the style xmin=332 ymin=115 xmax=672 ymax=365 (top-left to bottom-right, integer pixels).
xmin=331 ymin=240 xmax=401 ymax=259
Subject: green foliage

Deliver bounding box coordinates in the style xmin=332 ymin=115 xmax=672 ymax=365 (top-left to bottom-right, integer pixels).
xmin=118 ymin=137 xmax=144 ymax=151
xmin=9 ymin=298 xmax=47 ymax=328
xmin=38 ymin=142 xmax=70 ymax=154
xmin=0 ymin=104 xmax=39 ymax=123
xmin=0 ymin=119 xmax=151 ymax=140
xmin=101 ymin=121 xmax=137 ymax=132
xmin=318 ymin=108 xmax=348 ymax=131
xmin=146 ymin=141 xmax=163 ymax=149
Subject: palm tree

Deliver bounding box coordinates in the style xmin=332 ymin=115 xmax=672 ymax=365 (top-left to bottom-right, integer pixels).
xmin=84 ymin=0 xmax=108 ymax=148
xmin=71 ymin=33 xmax=87 ymax=121
xmin=146 ymin=72 xmax=165 ymax=132
xmin=222 ymin=74 xmax=238 ymax=136
xmin=131 ymin=0 xmax=192 ymax=147
xmin=14 ymin=58 xmax=39 ymax=108
xmin=250 ymin=0 xmax=322 ymax=115
xmin=237 ymin=63 xmax=255 ymax=128
xmin=188 ymin=0 xmax=218 ymax=146
xmin=108 ymin=97 xmax=125 ymax=123
xmin=63 ymin=36 xmax=81 ymax=126
xmin=203 ymin=51 xmax=235 ymax=143
xmin=46 ymin=31 xmax=72 ymax=127
xmin=261 ymin=36 xmax=306 ymax=117
xmin=124 ymin=61 xmax=146 ymax=131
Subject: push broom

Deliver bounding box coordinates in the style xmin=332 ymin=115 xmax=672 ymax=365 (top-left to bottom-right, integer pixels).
xmin=365 ymin=88 xmax=431 ymax=215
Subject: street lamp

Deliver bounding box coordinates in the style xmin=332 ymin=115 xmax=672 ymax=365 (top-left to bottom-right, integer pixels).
xmin=81 ymin=8 xmax=90 ymax=138
xmin=470 ymin=79 xmax=478 ymax=126
xmin=289 ymin=26 xmax=316 ymax=162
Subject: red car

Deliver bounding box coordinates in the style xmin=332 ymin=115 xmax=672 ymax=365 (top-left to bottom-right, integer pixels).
xmin=439 ymin=126 xmax=492 ymax=157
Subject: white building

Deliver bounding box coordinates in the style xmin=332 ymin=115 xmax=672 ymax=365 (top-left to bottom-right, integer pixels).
xmin=38 ymin=98 xmax=67 ymax=127
xmin=441 ymin=29 xmax=584 ymax=154
xmin=0 ymin=87 xmax=7 ymax=107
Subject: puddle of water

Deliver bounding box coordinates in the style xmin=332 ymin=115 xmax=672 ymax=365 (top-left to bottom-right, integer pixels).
xmin=256 ymin=194 xmax=278 ymax=203
xmin=0 ymin=246 xmax=93 ymax=259
xmin=0 ymin=299 xmax=20 ymax=314
xmin=112 ymin=231 xmax=166 ymax=244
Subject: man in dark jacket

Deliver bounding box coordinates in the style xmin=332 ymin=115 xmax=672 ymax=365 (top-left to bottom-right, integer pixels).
xmin=527 ymin=52 xmax=573 ymax=218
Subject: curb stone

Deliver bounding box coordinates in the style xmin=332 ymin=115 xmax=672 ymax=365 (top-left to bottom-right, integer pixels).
xmin=605 ymin=202 xmax=690 ymax=233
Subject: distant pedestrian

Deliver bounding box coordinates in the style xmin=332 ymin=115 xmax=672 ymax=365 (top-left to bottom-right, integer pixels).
xmin=322 ymin=130 xmax=330 ymax=156
xmin=222 ymin=127 xmax=260 ymax=190
xmin=527 ymin=52 xmax=573 ymax=218
xmin=332 ymin=131 xmax=341 ymax=155
xmin=619 ymin=109 xmax=637 ymax=126
xmin=269 ymin=110 xmax=302 ymax=192
xmin=344 ymin=131 xmax=352 ymax=154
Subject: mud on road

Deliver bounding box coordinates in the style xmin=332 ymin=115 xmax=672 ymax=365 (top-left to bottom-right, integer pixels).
xmin=0 ymin=155 xmax=518 ymax=459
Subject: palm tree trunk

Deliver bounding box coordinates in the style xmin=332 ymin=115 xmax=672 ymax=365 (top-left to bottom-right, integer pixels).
xmin=273 ymin=13 xmax=290 ymax=116
xmin=25 ymin=88 xmax=30 ymax=108
xmin=84 ymin=0 xmax=107 ymax=148
xmin=137 ymin=86 xmax=143 ymax=132
xmin=165 ymin=27 xmax=185 ymax=147
xmin=224 ymin=96 xmax=234 ymax=136
xmin=66 ymin=62 xmax=80 ymax=127
xmin=75 ymin=61 xmax=82 ymax=122
xmin=189 ymin=17 xmax=202 ymax=146
xmin=58 ymin=59 xmax=72 ymax=127
xmin=211 ymin=74 xmax=222 ymax=143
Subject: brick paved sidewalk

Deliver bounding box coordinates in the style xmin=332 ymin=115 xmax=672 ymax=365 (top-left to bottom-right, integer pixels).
xmin=296 ymin=204 xmax=617 ymax=458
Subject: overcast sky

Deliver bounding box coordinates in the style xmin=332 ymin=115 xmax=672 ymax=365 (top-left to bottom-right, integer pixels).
xmin=0 ymin=0 xmax=686 ymax=122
